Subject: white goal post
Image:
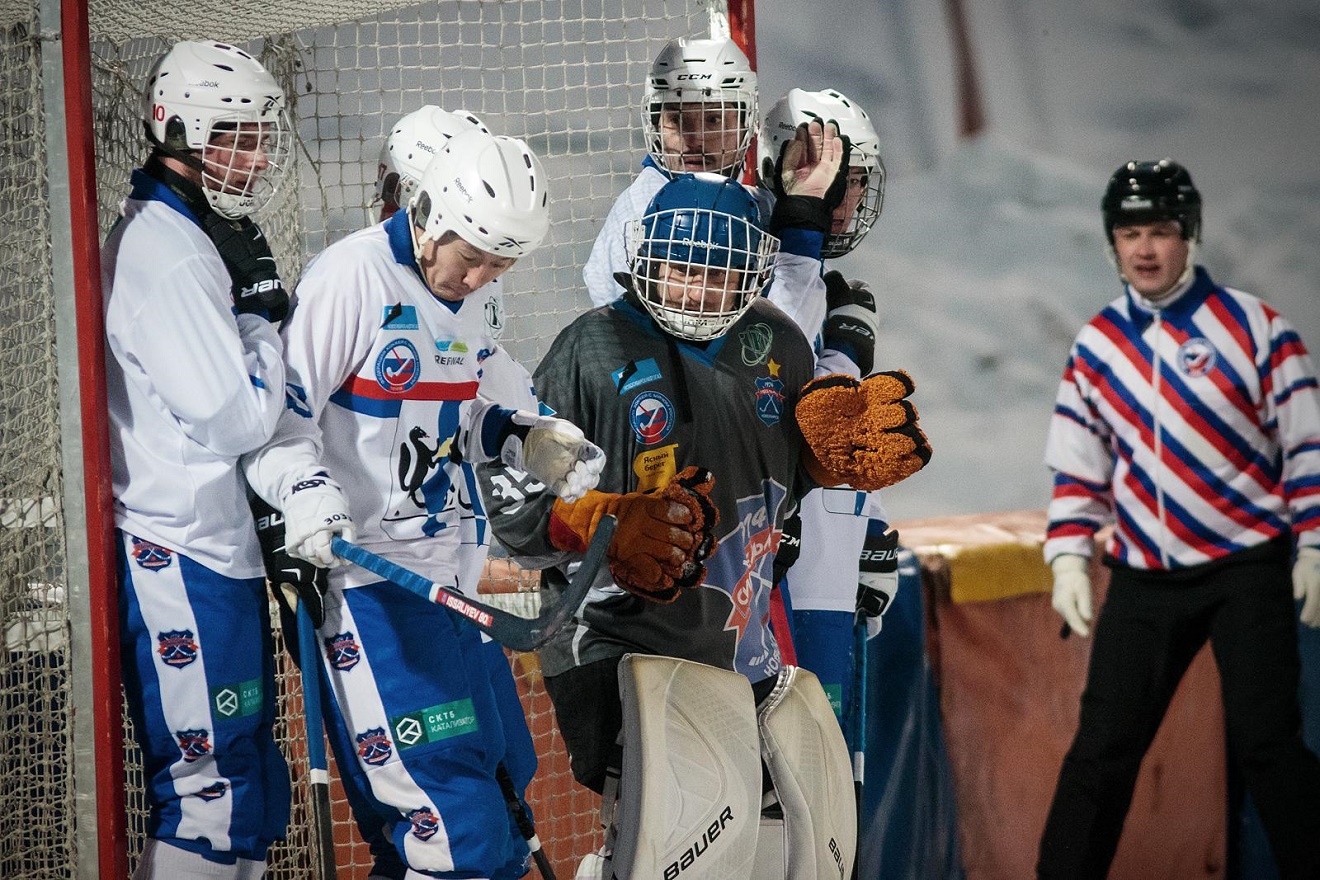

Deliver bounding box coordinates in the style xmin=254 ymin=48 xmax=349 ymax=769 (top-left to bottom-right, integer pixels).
xmin=2 ymin=0 xmax=757 ymax=877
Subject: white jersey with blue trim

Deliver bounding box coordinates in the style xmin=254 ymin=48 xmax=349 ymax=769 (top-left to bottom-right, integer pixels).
xmin=583 ymin=159 xmax=670 ymax=307
xmin=245 ymin=215 xmax=515 ymax=589
xmin=103 ymin=176 xmax=286 ymax=579
xmin=1044 ymin=266 xmax=1320 ymax=568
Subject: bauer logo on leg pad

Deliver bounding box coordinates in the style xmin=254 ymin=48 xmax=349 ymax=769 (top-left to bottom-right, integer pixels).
xmin=664 ymin=805 xmax=735 ymax=880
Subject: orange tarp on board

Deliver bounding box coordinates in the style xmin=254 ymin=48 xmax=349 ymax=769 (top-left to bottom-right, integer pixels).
xmin=899 ymin=509 xmax=1227 ymax=880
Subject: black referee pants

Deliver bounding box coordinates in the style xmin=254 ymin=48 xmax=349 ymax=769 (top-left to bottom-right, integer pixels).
xmin=1037 ymin=541 xmax=1320 ymax=880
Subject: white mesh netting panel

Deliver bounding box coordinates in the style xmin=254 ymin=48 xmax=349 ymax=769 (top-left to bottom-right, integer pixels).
xmin=0 ymin=11 xmax=74 ymax=880
xmin=3 ymin=0 xmax=724 ymax=877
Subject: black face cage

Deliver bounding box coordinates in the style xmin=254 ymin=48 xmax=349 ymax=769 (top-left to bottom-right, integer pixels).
xmin=823 ymin=160 xmax=886 ymax=259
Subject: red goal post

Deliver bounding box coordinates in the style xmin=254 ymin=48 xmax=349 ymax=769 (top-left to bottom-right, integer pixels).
xmin=6 ymin=0 xmax=759 ymax=877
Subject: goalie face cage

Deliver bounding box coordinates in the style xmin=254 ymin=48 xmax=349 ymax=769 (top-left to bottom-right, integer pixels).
xmin=1 ymin=0 xmax=757 ymax=877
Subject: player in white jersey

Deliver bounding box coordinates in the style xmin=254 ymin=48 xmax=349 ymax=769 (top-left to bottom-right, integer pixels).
xmin=371 ymin=105 xmax=538 ymax=592
xmin=104 ymin=40 xmax=295 ymax=878
xmin=244 ymin=127 xmax=603 ymax=880
xmin=351 ymin=105 xmax=540 ymax=880
xmin=582 ymin=36 xmax=758 ymax=307
xmin=755 ymin=88 xmax=899 ymax=728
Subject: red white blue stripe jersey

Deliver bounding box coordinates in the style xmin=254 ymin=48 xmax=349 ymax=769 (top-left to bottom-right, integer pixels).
xmin=1044 ymin=266 xmax=1320 ymax=569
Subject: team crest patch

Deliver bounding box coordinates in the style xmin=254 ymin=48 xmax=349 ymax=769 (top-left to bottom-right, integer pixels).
xmin=408 ymin=806 xmax=440 ymax=841
xmin=356 ymin=727 xmax=394 ymax=766
xmin=131 ymin=538 xmax=173 ymax=570
xmin=327 ymin=632 xmax=361 ymax=671
xmin=196 ymin=782 xmax=228 ymax=802
xmin=754 ymin=359 xmax=786 ymax=426
xmin=157 ymin=629 xmax=199 ymax=668
xmin=176 ymin=728 xmax=212 ymax=762
xmin=1176 ymin=337 xmax=1217 ymax=378
xmin=613 ymin=357 xmax=662 ymax=394
xmin=375 ymin=339 xmax=421 ymax=393
xmin=740 ymin=323 xmax=773 ymax=366
xmin=630 ymin=390 xmax=675 ymax=445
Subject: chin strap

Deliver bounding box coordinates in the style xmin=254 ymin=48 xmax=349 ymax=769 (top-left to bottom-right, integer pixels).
xmin=142 ymin=153 xmax=212 ymax=218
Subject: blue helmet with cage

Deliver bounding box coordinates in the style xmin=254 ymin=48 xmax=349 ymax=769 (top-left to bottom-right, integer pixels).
xmin=628 ymin=173 xmax=778 ymax=341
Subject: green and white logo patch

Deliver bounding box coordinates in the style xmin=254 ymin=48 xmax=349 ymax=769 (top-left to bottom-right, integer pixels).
xmin=391 ymin=698 xmax=479 ymax=750
xmin=211 ymin=678 xmax=263 ymax=719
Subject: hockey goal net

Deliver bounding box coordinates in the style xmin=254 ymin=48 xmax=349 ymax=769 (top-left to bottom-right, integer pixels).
xmin=0 ymin=0 xmax=754 ymax=877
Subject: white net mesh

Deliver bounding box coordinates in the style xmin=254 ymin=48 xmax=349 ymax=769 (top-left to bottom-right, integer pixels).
xmin=2 ymin=0 xmax=723 ymax=877
xmin=0 ymin=13 xmax=73 ymax=879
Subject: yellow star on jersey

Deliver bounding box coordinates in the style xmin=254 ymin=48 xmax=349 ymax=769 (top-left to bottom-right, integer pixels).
xmin=767 ymin=358 xmax=780 ymax=378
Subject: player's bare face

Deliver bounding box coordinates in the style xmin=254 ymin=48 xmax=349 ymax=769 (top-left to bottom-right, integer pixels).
xmin=1112 ymin=220 xmax=1190 ymax=299
xmin=203 ymin=123 xmax=273 ymax=196
xmin=832 ymin=168 xmax=868 ymax=233
xmin=654 ymin=261 xmax=743 ymax=313
xmin=658 ymin=104 xmax=744 ymax=173
xmin=420 ymin=232 xmax=516 ymax=303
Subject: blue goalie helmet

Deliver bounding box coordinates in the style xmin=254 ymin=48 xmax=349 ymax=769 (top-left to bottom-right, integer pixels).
xmin=627 ymin=172 xmax=779 ymax=341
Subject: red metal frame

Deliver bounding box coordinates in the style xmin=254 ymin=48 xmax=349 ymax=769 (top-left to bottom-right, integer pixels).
xmin=726 ymin=0 xmax=758 ymax=70
xmin=61 ymin=0 xmax=127 ymax=876
xmin=726 ymin=0 xmax=760 ymax=187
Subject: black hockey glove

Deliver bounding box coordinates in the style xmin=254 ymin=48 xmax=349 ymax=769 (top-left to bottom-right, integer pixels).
xmin=202 ymin=213 xmax=289 ymax=325
xmin=772 ymin=509 xmax=802 ymax=586
xmin=857 ymin=527 xmax=900 ymax=640
xmin=769 ymin=124 xmax=852 ymax=235
xmin=252 ymin=494 xmax=328 ymax=630
xmin=822 ymin=270 xmax=879 ymax=376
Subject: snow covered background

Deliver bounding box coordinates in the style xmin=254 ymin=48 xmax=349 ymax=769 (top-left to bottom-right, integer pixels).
xmin=753 ymin=0 xmax=1320 ymax=520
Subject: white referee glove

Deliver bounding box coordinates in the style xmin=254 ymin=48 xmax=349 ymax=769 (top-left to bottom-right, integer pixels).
xmin=280 ymin=473 xmax=355 ymax=568
xmin=1294 ymin=546 xmax=1320 ymax=629
xmin=501 ymin=412 xmax=605 ymax=504
xmin=1050 ymin=554 xmax=1093 ymax=638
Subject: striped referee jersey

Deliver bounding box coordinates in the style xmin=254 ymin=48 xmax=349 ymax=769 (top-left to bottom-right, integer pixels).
xmin=1044 ymin=266 xmax=1320 ymax=569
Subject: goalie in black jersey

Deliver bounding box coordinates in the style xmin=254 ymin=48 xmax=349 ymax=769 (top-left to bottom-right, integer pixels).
xmin=482 ymin=170 xmax=930 ymax=879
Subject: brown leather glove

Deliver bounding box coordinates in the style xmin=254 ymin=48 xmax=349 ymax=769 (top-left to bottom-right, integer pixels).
xmin=549 ymin=466 xmax=720 ymax=603
xmin=796 ymin=371 xmax=932 ymax=490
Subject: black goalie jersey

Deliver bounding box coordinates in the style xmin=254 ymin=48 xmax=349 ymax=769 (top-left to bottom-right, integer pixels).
xmin=483 ymin=293 xmax=816 ymax=684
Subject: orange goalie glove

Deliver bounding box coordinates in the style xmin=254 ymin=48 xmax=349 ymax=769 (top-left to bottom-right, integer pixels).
xmin=796 ymin=371 xmax=932 ymax=490
xmin=548 ymin=466 xmax=720 ymax=603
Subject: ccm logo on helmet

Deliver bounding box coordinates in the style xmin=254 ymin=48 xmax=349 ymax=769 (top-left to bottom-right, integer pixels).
xmin=675 ymin=73 xmax=714 ymax=81
xmin=663 ymin=805 xmax=734 ymax=879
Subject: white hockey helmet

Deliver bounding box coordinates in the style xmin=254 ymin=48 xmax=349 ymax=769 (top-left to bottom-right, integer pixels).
xmin=142 ymin=40 xmax=290 ymax=218
xmin=376 ymin=106 xmax=490 ymax=214
xmin=757 ymin=88 xmax=886 ymax=257
xmin=643 ymin=36 xmax=758 ymax=177
xmin=408 ymin=128 xmax=551 ymax=259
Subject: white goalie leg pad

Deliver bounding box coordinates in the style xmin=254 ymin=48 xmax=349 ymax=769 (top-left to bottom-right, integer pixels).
xmin=757 ymin=667 xmax=857 ymax=880
xmin=612 ymin=654 xmax=763 ymax=880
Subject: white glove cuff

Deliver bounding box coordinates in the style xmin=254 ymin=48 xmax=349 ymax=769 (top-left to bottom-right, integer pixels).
xmin=1050 ymin=554 xmax=1089 ymax=577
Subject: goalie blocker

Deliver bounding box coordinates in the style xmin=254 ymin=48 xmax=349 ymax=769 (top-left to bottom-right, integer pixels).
xmin=587 ymin=655 xmax=856 ymax=880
